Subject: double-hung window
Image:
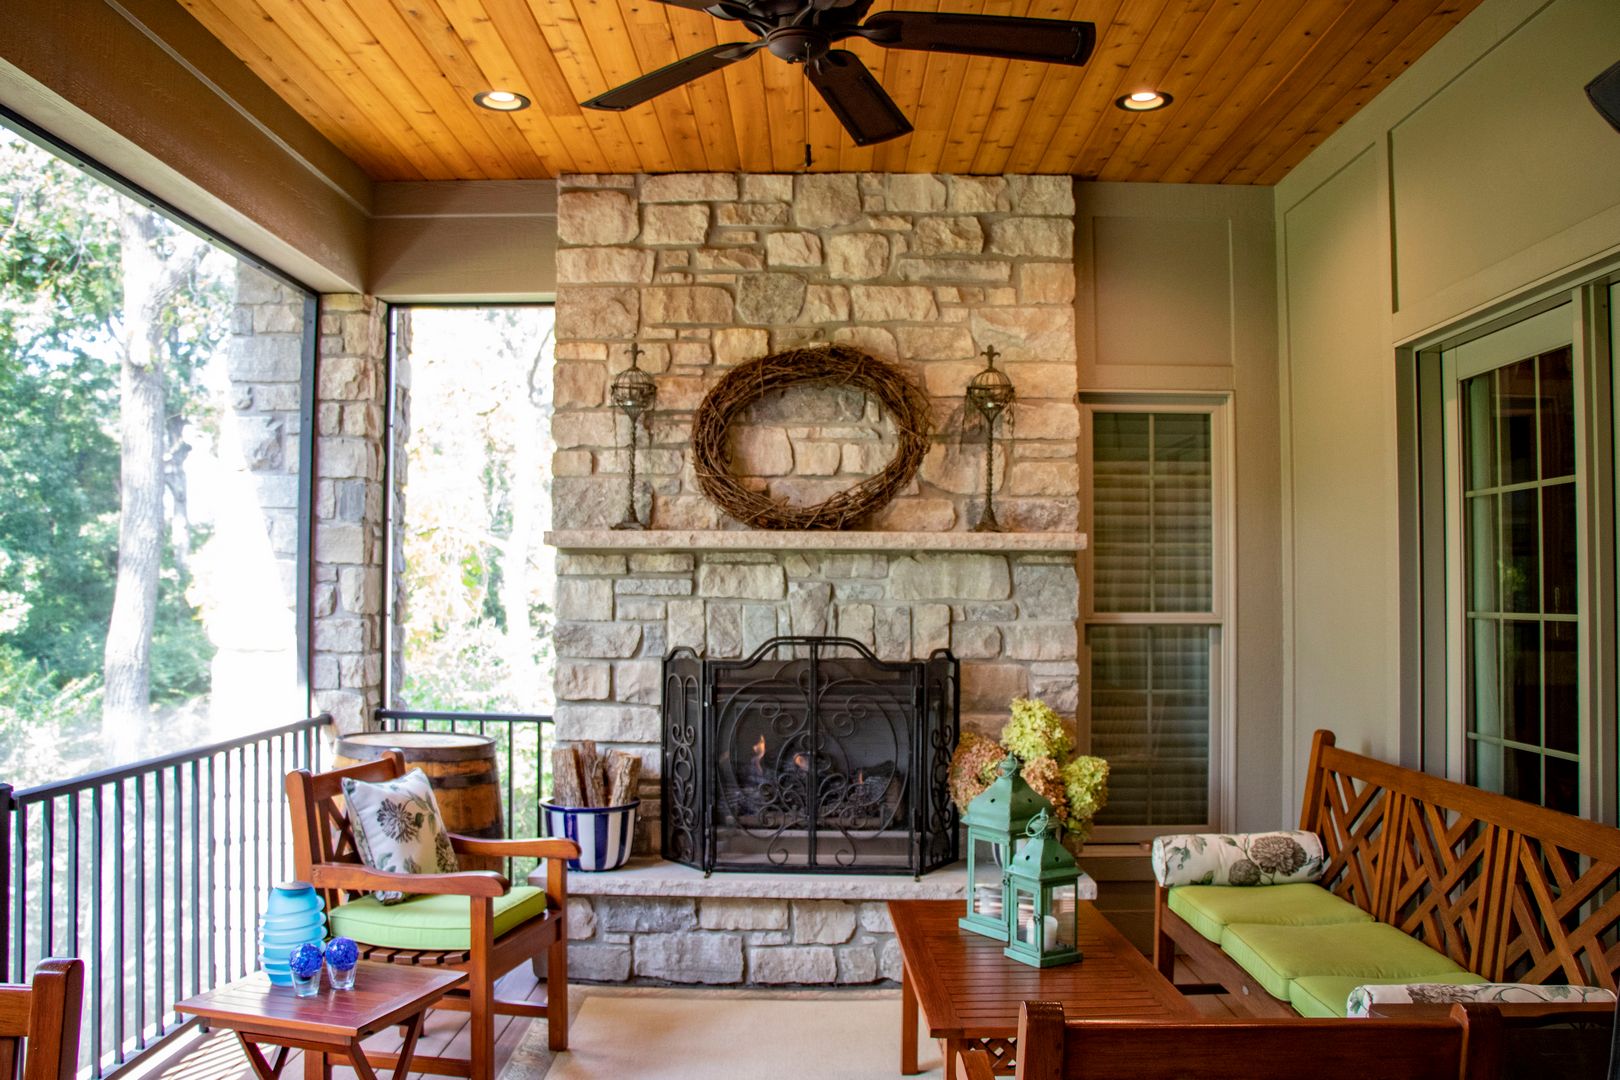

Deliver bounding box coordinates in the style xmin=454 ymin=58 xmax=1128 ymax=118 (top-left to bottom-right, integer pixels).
xmin=1079 ymin=396 xmax=1232 ymax=836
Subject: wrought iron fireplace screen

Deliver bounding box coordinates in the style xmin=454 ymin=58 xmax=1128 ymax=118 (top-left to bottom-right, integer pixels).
xmin=662 ymin=636 xmax=959 ymax=876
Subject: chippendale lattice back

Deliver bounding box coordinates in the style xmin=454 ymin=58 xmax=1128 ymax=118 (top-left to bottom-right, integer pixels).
xmin=1299 ymin=730 xmax=1620 ymax=989
xmin=289 ymin=752 xmax=405 ymax=908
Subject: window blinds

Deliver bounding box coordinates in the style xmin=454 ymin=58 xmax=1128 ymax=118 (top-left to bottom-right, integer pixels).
xmin=1089 ymin=412 xmax=1215 ymax=828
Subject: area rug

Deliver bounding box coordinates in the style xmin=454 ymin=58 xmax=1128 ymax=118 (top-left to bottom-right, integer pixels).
xmin=506 ymin=993 xmax=946 ymax=1080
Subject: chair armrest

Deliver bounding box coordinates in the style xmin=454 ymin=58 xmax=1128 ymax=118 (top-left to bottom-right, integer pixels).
xmin=309 ymin=863 xmax=509 ymax=898
xmin=448 ymin=835 xmax=581 ymax=861
xmin=957 ymin=1048 xmax=996 ymax=1080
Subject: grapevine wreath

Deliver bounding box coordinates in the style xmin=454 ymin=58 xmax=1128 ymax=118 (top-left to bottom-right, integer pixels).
xmin=690 ymin=343 xmax=933 ymax=530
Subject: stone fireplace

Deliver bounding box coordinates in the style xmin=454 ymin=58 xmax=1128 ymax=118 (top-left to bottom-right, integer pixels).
xmin=662 ymin=636 xmax=958 ymax=875
xmin=544 ymin=171 xmax=1083 ymax=983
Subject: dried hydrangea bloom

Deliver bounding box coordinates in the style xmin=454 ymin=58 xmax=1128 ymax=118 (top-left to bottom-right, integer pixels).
xmin=1001 ymin=698 xmax=1073 ymax=762
xmin=948 ymin=731 xmax=1008 ymax=812
xmin=1020 ymin=755 xmax=1070 ymax=824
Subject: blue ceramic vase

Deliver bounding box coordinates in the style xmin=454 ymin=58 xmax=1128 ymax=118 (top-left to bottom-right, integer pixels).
xmin=258 ymin=882 xmax=327 ymax=987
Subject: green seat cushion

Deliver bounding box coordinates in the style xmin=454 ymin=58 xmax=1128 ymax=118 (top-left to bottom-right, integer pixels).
xmin=1289 ymin=972 xmax=1489 ymax=1019
xmin=1168 ymin=883 xmax=1374 ymax=944
xmin=1220 ymin=921 xmax=1470 ymax=1003
xmin=328 ymin=886 xmax=547 ymax=951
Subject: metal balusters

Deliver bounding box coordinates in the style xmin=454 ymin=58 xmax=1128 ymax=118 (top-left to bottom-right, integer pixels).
xmin=41 ymin=802 xmax=53 ymax=960
xmin=134 ymin=776 xmax=146 ymax=1052
xmin=113 ymin=780 xmax=124 ymax=1066
xmin=90 ymin=786 xmax=102 ymax=1073
xmin=153 ymin=769 xmax=165 ymax=1042
xmin=188 ymin=759 xmax=200 ymax=1001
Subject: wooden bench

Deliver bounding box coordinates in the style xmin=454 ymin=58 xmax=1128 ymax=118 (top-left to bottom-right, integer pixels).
xmin=1155 ymin=729 xmax=1620 ymax=1016
xmin=957 ymin=999 xmax=1502 ymax=1080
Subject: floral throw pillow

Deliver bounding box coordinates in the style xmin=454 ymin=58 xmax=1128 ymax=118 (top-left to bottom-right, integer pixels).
xmin=1151 ymin=831 xmax=1325 ymax=887
xmin=1346 ymin=982 xmax=1616 ymax=1018
xmin=341 ymin=768 xmax=459 ymax=904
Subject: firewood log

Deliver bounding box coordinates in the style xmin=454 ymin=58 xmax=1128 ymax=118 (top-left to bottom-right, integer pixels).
xmin=552 ymin=747 xmax=584 ymax=807
xmin=577 ymin=741 xmax=607 ymax=807
xmin=607 ymin=752 xmax=641 ymax=807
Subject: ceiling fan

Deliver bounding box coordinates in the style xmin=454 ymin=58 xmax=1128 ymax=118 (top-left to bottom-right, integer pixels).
xmin=579 ymin=0 xmax=1097 ymax=147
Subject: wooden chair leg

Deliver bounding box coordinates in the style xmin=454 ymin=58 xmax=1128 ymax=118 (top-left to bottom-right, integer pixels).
xmin=470 ymin=900 xmax=496 ymax=1080
xmin=547 ymin=930 xmax=568 ymax=1052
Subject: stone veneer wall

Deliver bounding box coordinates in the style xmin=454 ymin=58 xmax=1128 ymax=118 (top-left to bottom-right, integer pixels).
xmin=564 ymin=894 xmax=904 ymax=986
xmin=551 ymin=173 xmax=1084 ymax=862
xmin=550 ymin=174 xmax=1081 ymax=986
xmin=552 ymin=172 xmax=1080 ymax=533
xmin=311 ymin=295 xmax=390 ymax=734
xmin=209 ymin=266 xmax=306 ymax=721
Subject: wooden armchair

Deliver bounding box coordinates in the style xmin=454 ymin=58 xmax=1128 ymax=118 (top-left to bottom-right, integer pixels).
xmin=0 ymin=958 xmax=84 ymax=1080
xmin=287 ymin=751 xmax=579 ymax=1080
xmin=959 ymin=1000 xmax=1503 ymax=1080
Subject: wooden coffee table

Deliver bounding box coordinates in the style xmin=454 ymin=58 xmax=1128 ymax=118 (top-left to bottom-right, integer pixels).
xmin=890 ymin=899 xmax=1196 ymax=1079
xmin=176 ymin=961 xmax=466 ymax=1079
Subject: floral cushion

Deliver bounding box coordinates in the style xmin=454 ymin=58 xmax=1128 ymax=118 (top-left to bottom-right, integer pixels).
xmin=1151 ymin=831 xmax=1325 ymax=887
xmin=341 ymin=768 xmax=459 ymax=904
xmin=1346 ymin=981 xmax=1616 ymax=1017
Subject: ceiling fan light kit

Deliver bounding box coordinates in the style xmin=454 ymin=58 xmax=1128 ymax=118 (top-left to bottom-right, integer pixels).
xmin=580 ymin=0 xmax=1096 ymax=147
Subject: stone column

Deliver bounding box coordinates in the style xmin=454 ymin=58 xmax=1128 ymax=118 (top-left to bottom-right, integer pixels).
xmin=312 ymin=295 xmax=388 ymax=734
xmin=208 ymin=265 xmax=305 ymax=723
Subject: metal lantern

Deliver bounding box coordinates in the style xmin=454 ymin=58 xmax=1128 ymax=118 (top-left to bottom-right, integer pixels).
xmin=965 ymin=345 xmax=1015 ymax=532
xmin=1003 ymin=808 xmax=1083 ymax=968
xmin=610 ymin=345 xmax=658 ymax=530
xmin=958 ymin=755 xmax=1051 ymax=941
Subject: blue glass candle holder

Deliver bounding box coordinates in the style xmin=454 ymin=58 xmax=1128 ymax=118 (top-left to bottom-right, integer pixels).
xmin=257 ymin=882 xmax=327 ymax=987
xmin=326 ymin=936 xmax=359 ymax=990
xmin=289 ymin=942 xmax=325 ymax=997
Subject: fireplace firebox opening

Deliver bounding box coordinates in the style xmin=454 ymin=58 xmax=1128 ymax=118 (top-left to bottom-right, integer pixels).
xmin=662 ymin=636 xmax=959 ymax=876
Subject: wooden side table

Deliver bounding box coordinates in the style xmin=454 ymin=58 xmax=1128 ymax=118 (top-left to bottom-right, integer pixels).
xmin=176 ymin=962 xmax=466 ymax=1079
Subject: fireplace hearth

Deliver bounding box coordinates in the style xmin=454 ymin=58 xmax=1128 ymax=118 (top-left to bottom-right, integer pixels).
xmin=661 ymin=636 xmax=959 ymax=876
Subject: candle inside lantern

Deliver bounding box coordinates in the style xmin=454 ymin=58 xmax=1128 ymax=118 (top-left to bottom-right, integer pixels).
xmin=1024 ymin=914 xmax=1060 ymax=949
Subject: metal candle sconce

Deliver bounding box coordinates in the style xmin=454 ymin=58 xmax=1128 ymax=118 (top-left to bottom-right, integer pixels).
xmin=611 ymin=345 xmax=657 ymax=530
xmin=965 ymin=345 xmax=1015 ymax=532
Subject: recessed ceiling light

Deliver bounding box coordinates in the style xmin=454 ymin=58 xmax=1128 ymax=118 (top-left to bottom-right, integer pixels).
xmin=475 ymin=90 xmax=531 ymax=112
xmin=1115 ymin=90 xmax=1172 ymax=112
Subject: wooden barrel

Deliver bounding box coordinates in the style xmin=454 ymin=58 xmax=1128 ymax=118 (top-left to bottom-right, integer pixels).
xmin=335 ymin=731 xmax=505 ymax=873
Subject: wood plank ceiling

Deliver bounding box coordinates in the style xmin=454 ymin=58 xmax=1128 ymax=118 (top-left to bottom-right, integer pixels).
xmin=179 ymin=0 xmax=1482 ymax=183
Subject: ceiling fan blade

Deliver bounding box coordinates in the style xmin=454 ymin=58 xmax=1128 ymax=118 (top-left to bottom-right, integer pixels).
xmin=581 ymin=42 xmax=761 ymax=111
xmin=807 ymin=50 xmax=913 ymax=147
xmin=859 ymin=12 xmax=1096 ymax=66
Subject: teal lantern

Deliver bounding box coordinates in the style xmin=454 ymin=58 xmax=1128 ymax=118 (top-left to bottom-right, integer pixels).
xmin=959 ymin=756 xmax=1051 ymax=941
xmin=1003 ymin=809 xmax=1083 ymax=968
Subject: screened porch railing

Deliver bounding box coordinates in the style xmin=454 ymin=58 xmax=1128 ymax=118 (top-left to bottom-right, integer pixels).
xmin=0 ymin=714 xmax=331 ymax=1078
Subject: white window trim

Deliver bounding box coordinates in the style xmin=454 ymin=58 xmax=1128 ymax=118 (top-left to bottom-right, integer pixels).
xmin=1077 ymin=392 xmax=1237 ymax=839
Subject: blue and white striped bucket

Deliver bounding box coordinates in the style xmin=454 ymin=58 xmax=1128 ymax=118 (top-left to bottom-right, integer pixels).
xmin=542 ymin=800 xmax=639 ymax=871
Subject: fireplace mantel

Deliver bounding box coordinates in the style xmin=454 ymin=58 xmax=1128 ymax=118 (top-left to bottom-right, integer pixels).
xmin=544 ymin=529 xmax=1088 ymax=554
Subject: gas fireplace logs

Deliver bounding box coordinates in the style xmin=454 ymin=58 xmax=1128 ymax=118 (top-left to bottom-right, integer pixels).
xmin=553 ymin=741 xmax=642 ymax=808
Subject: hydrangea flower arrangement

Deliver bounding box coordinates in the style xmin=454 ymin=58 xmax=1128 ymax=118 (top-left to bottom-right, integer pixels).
xmin=947 ymin=698 xmax=1110 ymax=851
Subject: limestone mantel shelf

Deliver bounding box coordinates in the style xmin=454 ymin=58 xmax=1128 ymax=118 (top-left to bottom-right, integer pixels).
xmin=544 ymin=530 xmax=1088 ymax=555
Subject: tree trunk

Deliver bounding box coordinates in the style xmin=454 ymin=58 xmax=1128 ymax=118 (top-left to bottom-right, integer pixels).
xmin=101 ymin=209 xmax=190 ymax=753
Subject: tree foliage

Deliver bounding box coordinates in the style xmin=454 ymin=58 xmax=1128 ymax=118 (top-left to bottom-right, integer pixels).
xmin=0 ymin=129 xmax=223 ymax=763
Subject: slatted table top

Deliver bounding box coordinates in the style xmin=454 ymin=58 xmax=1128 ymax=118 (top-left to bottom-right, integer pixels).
xmin=176 ymin=963 xmax=466 ymax=1042
xmin=889 ymin=899 xmax=1197 ymax=1040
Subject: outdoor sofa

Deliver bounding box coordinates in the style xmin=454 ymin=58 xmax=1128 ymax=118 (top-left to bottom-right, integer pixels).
xmin=1152 ymin=729 xmax=1620 ymax=1018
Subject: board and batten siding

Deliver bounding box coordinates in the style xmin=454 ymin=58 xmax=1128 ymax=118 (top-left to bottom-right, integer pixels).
xmin=1273 ymin=0 xmax=1620 ymax=822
